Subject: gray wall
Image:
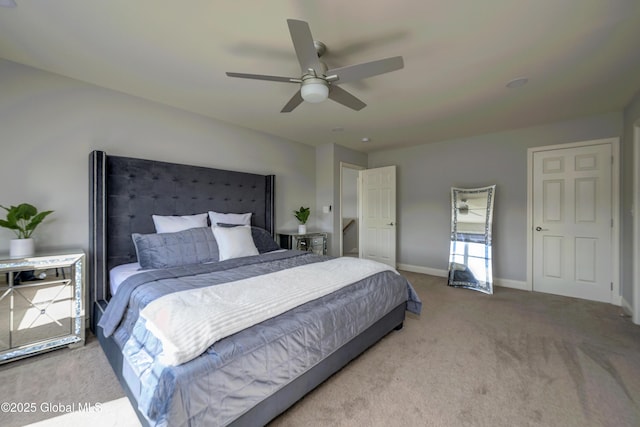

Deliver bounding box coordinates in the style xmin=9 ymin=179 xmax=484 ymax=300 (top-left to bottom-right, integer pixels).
xmin=622 ymin=89 xmax=640 ymax=309
xmin=315 ymin=143 xmax=334 ymax=237
xmin=369 ymin=112 xmax=623 ymax=282
xmin=0 ymin=59 xmax=316 ymax=254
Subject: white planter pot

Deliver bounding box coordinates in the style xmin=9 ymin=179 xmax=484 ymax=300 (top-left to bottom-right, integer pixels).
xmin=10 ymin=238 xmax=35 ymax=258
xmin=298 ymin=224 xmax=307 ymax=234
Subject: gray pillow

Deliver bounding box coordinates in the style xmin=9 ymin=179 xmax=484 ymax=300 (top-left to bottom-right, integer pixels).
xmin=250 ymin=226 xmax=281 ymax=253
xmin=132 ymin=227 xmax=219 ymax=269
xmin=216 ymin=223 xmax=281 ymax=253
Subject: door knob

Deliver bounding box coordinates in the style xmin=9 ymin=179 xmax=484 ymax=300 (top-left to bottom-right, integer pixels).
xmin=535 ymin=226 xmax=549 ymax=231
xmin=387 ymin=222 xmax=395 ymax=226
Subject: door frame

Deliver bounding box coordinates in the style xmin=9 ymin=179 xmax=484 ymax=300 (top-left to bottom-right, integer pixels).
xmin=526 ymin=137 xmax=620 ymax=304
xmin=634 ymin=123 xmax=640 ymax=323
xmin=339 ymin=162 xmax=364 ymax=257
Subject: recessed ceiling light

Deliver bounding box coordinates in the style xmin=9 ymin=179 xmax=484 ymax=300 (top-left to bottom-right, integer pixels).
xmin=361 ymin=137 xmax=370 ymax=143
xmin=506 ymin=77 xmax=529 ymax=88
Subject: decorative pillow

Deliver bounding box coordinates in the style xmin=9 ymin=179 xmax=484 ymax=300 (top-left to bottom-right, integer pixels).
xmin=132 ymin=227 xmax=219 ymax=269
xmin=208 ymin=211 xmax=252 ymax=226
xmin=212 ymin=225 xmax=259 ymax=261
xmin=152 ymin=213 xmax=208 ymax=233
xmin=216 ymin=223 xmax=281 ymax=254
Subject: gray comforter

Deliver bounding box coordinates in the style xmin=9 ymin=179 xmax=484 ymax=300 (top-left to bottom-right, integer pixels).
xmin=99 ymin=251 xmax=421 ymax=426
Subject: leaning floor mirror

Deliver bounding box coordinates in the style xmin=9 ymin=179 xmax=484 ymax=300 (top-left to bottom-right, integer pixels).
xmin=448 ymin=185 xmax=496 ymax=294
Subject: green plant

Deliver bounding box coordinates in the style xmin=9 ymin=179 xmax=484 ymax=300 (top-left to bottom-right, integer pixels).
xmin=0 ymin=203 xmax=54 ymax=239
xmin=293 ymin=206 xmax=310 ymax=224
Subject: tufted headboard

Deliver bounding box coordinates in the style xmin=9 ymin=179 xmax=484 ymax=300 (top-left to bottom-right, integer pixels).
xmin=88 ymin=150 xmax=275 ymax=329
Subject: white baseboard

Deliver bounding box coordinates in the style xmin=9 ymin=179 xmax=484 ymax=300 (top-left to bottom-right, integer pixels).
xmin=397 ymin=263 xmax=529 ymax=291
xmin=397 ymin=264 xmax=448 ymax=277
xmin=397 ymin=263 xmax=629 ymax=305
xmin=493 ymin=277 xmax=530 ymax=291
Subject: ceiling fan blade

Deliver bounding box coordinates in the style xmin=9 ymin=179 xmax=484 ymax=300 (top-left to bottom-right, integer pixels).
xmin=281 ymin=90 xmax=304 ymax=113
xmin=287 ymin=19 xmax=323 ymax=74
xmin=226 ymin=72 xmax=298 ymax=83
xmin=327 ymin=56 xmax=404 ymax=84
xmin=328 ymin=86 xmax=366 ymax=111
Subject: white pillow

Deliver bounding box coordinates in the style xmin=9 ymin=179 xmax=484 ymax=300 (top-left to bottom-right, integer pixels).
xmin=152 ymin=213 xmax=208 ymax=233
xmin=212 ymin=225 xmax=259 ymax=261
xmin=208 ymin=211 xmax=252 ymax=226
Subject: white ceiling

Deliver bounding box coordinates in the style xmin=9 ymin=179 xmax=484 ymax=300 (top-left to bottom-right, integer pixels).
xmin=1 ymin=1 xmax=640 ymax=152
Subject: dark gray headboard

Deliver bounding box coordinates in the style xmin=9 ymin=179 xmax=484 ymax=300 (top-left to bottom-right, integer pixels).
xmin=89 ymin=150 xmax=275 ymax=328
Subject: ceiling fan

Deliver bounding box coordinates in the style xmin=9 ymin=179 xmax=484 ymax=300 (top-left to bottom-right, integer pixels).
xmin=457 ymin=199 xmax=484 ymax=217
xmin=226 ymin=19 xmax=404 ymax=113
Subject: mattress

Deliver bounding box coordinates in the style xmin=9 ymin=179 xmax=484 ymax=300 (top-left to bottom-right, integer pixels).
xmin=109 ymin=262 xmax=146 ymax=295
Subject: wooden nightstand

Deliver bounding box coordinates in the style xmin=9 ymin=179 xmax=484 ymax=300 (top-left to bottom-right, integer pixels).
xmin=0 ymin=250 xmax=85 ymax=364
xmin=278 ymin=232 xmax=327 ymax=255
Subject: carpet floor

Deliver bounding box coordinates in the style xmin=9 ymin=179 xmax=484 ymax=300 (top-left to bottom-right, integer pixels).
xmin=1 ymin=272 xmax=639 ymax=427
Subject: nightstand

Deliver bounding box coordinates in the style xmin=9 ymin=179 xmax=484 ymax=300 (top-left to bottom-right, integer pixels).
xmin=278 ymin=232 xmax=327 ymax=255
xmin=0 ymin=250 xmax=85 ymax=364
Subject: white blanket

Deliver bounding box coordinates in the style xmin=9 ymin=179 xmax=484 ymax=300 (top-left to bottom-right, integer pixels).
xmin=140 ymin=257 xmax=396 ymax=366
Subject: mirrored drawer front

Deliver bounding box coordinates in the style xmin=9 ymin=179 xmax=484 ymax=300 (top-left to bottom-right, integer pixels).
xmin=11 ymin=281 xmax=73 ymax=347
xmin=278 ymin=233 xmax=327 ymax=255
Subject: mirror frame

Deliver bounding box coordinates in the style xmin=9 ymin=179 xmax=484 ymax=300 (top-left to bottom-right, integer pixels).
xmin=447 ymin=185 xmax=496 ymax=294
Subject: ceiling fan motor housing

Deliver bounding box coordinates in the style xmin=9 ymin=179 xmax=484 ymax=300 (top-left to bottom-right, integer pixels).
xmin=313 ymin=40 xmax=327 ymax=58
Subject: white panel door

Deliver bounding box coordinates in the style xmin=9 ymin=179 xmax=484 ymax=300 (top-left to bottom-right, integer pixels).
xmin=532 ymin=143 xmax=612 ymax=302
xmin=359 ymin=166 xmax=396 ymax=267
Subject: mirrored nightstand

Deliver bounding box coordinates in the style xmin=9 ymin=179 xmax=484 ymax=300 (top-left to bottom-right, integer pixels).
xmin=0 ymin=250 xmax=85 ymax=364
xmin=278 ymin=232 xmax=327 ymax=255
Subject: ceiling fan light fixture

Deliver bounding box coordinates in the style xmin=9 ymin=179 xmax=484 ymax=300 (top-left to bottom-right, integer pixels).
xmin=301 ymin=78 xmax=329 ymax=103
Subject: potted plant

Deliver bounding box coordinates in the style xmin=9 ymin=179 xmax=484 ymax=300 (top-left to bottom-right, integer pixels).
xmin=294 ymin=206 xmax=310 ymax=234
xmin=0 ymin=203 xmax=54 ymax=257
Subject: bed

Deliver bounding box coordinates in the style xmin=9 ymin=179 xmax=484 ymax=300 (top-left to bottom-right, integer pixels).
xmin=88 ymin=150 xmax=421 ymax=426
